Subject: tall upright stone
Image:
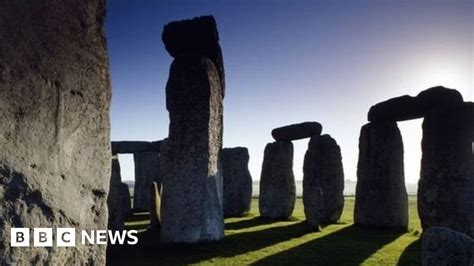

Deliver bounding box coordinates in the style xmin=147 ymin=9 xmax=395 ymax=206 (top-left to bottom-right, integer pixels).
xmin=259 ymin=141 xmax=296 ymax=219
xmin=222 ymin=147 xmax=252 ymax=217
xmin=160 ymin=55 xmax=224 ymax=243
xmin=133 ymin=151 xmax=160 ymax=210
xmin=162 ymin=16 xmax=225 ymax=95
xmin=354 ymin=122 xmax=408 ymax=229
xmin=120 ymin=182 xmax=131 ymax=215
xmin=149 ymin=182 xmax=161 ymax=230
xmin=419 ymin=103 xmax=474 ymax=237
xmin=422 ymin=227 xmax=474 ymax=266
xmin=108 ymin=157 xmax=125 ymax=231
xmin=303 ymin=134 xmax=345 ymax=224
xmin=0 ymin=1 xmax=110 ymax=264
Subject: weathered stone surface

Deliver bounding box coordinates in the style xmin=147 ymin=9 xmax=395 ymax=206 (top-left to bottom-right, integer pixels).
xmin=160 ymin=55 xmax=224 ymax=243
xmin=108 ymin=157 xmax=125 ymax=231
xmin=368 ymin=86 xmax=463 ymax=122
xmin=133 ymin=151 xmax=160 ymax=210
xmin=259 ymin=141 xmax=296 ymax=219
xmin=422 ymin=227 xmax=474 ymax=266
xmin=271 ymin=122 xmax=322 ymax=141
xmin=149 ymin=182 xmax=161 ymax=230
xmin=162 ymin=16 xmax=225 ymax=95
xmin=120 ymin=182 xmax=131 ymax=215
xmin=0 ymin=1 xmax=110 ymax=264
xmin=222 ymin=147 xmax=252 ymax=217
xmin=303 ymin=134 xmax=345 ymax=224
xmin=303 ymin=186 xmax=323 ymax=231
xmin=354 ymin=122 xmax=408 ymax=229
xmin=111 ymin=141 xmax=161 ymax=154
xmin=419 ymin=103 xmax=474 ymax=237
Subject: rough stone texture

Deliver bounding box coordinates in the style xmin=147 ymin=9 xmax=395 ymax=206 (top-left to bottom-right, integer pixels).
xmin=108 ymin=157 xmax=125 ymax=231
xmin=422 ymin=227 xmax=474 ymax=266
xmin=354 ymin=122 xmax=408 ymax=229
xmin=418 ymin=103 xmax=474 ymax=237
xmin=133 ymin=151 xmax=160 ymax=210
xmin=222 ymin=147 xmax=252 ymax=217
xmin=303 ymin=134 xmax=344 ymax=224
xmin=271 ymin=122 xmax=322 ymax=141
xmin=162 ymin=16 xmax=225 ymax=95
xmin=160 ymin=55 xmax=224 ymax=243
xmin=259 ymin=141 xmax=296 ymax=219
xmin=0 ymin=1 xmax=110 ymax=264
xmin=149 ymin=182 xmax=161 ymax=230
xmin=120 ymin=182 xmax=131 ymax=215
xmin=303 ymin=186 xmax=323 ymax=231
xmin=111 ymin=141 xmax=161 ymax=154
xmin=368 ymin=86 xmax=463 ymax=122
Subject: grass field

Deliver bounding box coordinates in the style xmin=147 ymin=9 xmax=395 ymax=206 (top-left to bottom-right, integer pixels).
xmin=107 ymin=197 xmax=422 ymax=265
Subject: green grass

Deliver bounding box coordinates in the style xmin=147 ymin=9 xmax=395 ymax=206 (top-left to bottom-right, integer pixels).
xmin=107 ymin=197 xmax=421 ymax=265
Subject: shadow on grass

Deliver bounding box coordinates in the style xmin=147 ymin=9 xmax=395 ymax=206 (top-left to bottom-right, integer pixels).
xmin=252 ymin=225 xmax=405 ymax=266
xmin=397 ymin=238 xmax=421 ymax=265
xmin=107 ymin=221 xmax=309 ymax=265
xmin=225 ymin=216 xmax=294 ymax=230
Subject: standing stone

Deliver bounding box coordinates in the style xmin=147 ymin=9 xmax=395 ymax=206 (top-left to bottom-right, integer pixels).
xmin=162 ymin=16 xmax=225 ymax=95
xmin=419 ymin=103 xmax=474 ymax=237
xmin=222 ymin=147 xmax=252 ymax=217
xmin=271 ymin=122 xmax=322 ymax=141
xmin=422 ymin=227 xmax=474 ymax=266
xmin=259 ymin=141 xmax=296 ymax=219
xmin=303 ymin=134 xmax=345 ymax=224
xmin=120 ymin=182 xmax=131 ymax=215
xmin=303 ymin=186 xmax=323 ymax=231
xmin=149 ymin=182 xmax=161 ymax=230
xmin=108 ymin=157 xmax=125 ymax=231
xmin=354 ymin=122 xmax=408 ymax=229
xmin=0 ymin=1 xmax=110 ymax=264
xmin=133 ymin=151 xmax=160 ymax=210
xmin=160 ymin=55 xmax=224 ymax=243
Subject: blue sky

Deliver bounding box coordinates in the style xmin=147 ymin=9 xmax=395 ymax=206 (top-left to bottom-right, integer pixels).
xmin=106 ymin=0 xmax=473 ymax=182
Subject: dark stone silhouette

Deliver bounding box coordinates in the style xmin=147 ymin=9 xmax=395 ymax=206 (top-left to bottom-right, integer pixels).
xmin=0 ymin=0 xmax=110 ymax=263
xmin=418 ymin=103 xmax=474 ymax=237
xmin=111 ymin=141 xmax=161 ymax=154
xmin=303 ymin=186 xmax=323 ymax=231
xmin=422 ymin=227 xmax=474 ymax=266
xmin=149 ymin=182 xmax=161 ymax=230
xmin=120 ymin=182 xmax=131 ymax=215
xmin=108 ymin=157 xmax=125 ymax=231
xmin=368 ymin=86 xmax=463 ymax=122
xmin=271 ymin=122 xmax=322 ymax=141
xmin=222 ymin=147 xmax=252 ymax=217
xmin=259 ymin=141 xmax=296 ymax=219
xmin=133 ymin=151 xmax=160 ymax=210
xmin=162 ymin=15 xmax=225 ymax=95
xmin=355 ymin=122 xmax=408 ymax=229
xmin=160 ymin=55 xmax=224 ymax=243
xmin=303 ymin=134 xmax=345 ymax=224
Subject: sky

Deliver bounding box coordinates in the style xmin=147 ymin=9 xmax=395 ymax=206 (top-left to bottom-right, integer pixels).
xmin=106 ymin=0 xmax=473 ymax=183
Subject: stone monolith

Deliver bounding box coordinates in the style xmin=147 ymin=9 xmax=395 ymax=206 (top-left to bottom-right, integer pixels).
xmin=303 ymin=134 xmax=345 ymax=224
xmin=422 ymin=227 xmax=474 ymax=266
xmin=160 ymin=55 xmax=224 ymax=243
xmin=222 ymin=147 xmax=252 ymax=217
xmin=259 ymin=141 xmax=296 ymax=219
xmin=0 ymin=1 xmax=110 ymax=264
xmin=108 ymin=157 xmax=125 ymax=231
xmin=133 ymin=151 xmax=160 ymax=210
xmin=419 ymin=103 xmax=474 ymax=237
xmin=120 ymin=182 xmax=131 ymax=215
xmin=149 ymin=182 xmax=161 ymax=230
xmin=354 ymin=122 xmax=408 ymax=229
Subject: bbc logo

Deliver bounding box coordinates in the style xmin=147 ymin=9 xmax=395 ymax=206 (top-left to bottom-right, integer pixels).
xmin=11 ymin=228 xmax=75 ymax=247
